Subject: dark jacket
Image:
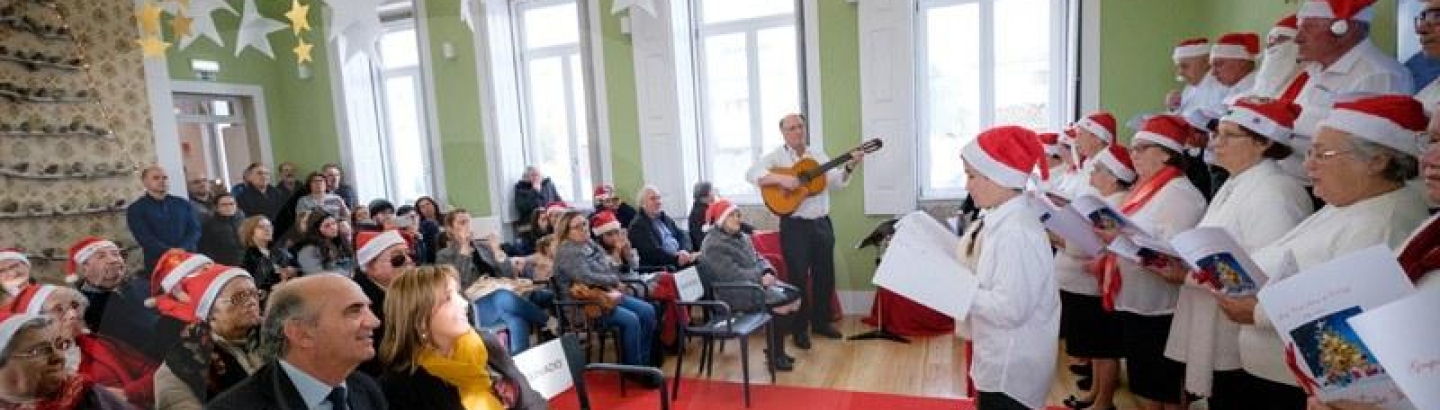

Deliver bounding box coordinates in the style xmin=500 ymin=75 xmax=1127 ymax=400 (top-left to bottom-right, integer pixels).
xmin=235 ymin=183 xmax=288 ymax=221
xmin=697 ymin=229 xmax=776 ymax=312
xmin=127 ymin=193 xmax=201 ymax=272
xmin=242 ymin=246 xmax=295 ymax=292
xmin=333 ymin=183 xmax=359 ymax=210
xmin=199 ymin=214 xmax=245 ymax=265
xmin=627 ymin=210 xmax=690 ymax=268
xmin=513 ymin=178 xmax=562 ymax=221
xmin=378 ymin=332 xmax=546 ymax=410
xmin=607 ymin=202 xmax=638 ymax=228
xmin=79 ymin=281 xmax=163 ymax=360
xmin=206 ymin=361 xmax=388 ymax=410
xmin=355 ymin=274 xmax=387 ymax=377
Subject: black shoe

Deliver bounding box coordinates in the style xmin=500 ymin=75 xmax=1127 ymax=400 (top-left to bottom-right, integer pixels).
xmin=812 ymin=324 xmax=843 ymax=339
xmin=769 ymin=353 xmax=795 ymax=371
xmin=764 ymin=348 xmax=794 ymax=362
xmin=1063 ymin=395 xmax=1093 ymax=409
xmin=792 ymin=332 xmax=811 ymax=350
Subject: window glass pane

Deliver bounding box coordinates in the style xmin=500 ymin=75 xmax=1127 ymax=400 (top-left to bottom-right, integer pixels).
xmin=383 ymin=74 xmax=428 ymax=203
xmin=700 ymin=0 xmax=793 ymax=24
xmin=923 ymin=3 xmax=980 ymax=192
xmin=523 ymin=3 xmax=579 ymax=50
xmin=569 ymin=54 xmax=593 ymax=201
xmin=343 ymin=54 xmax=388 ymax=202
xmin=700 ymin=32 xmax=755 ymax=198
xmin=756 ymin=26 xmax=799 ymax=140
xmin=525 ymin=56 xmax=576 ymax=200
xmin=994 ymin=0 xmax=1051 ymax=129
xmin=380 ymin=29 xmax=419 ymax=69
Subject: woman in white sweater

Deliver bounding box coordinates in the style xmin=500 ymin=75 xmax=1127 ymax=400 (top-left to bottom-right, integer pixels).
xmin=1159 ymin=99 xmax=1313 ymax=409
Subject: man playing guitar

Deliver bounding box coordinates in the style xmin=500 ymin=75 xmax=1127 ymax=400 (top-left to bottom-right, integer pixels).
xmin=746 ymin=113 xmax=865 ymax=348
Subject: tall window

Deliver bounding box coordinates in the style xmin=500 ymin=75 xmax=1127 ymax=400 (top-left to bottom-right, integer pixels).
xmin=339 ymin=3 xmax=437 ymax=205
xmin=918 ymin=0 xmax=1069 ymax=197
xmin=515 ymin=0 xmax=593 ymax=203
xmin=692 ymin=0 xmax=803 ymax=201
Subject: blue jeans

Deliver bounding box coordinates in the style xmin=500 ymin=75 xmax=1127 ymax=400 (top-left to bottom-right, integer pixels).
xmin=472 ymin=290 xmax=549 ymax=353
xmin=601 ymin=295 xmax=657 ymax=366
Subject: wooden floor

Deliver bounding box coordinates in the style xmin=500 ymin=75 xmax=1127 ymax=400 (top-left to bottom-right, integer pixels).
xmin=658 ymin=315 xmax=1149 ymax=409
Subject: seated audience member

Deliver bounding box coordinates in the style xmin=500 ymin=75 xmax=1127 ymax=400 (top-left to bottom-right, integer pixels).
xmin=0 ymin=313 xmax=133 ymax=409
xmin=69 ymin=237 xmax=162 ymax=360
xmin=199 ymin=193 xmax=245 ymax=266
xmin=378 ymin=265 xmax=546 ymax=409
xmin=594 ymin=184 xmax=637 ymax=227
xmin=206 ymin=274 xmax=387 ymax=409
xmin=353 ymin=230 xmax=415 ymax=376
xmin=696 ymin=199 xmax=803 ymax=371
xmin=0 ymin=248 xmax=34 ymax=299
xmin=686 ymin=182 xmax=754 ymax=250
xmin=593 ymin=211 xmax=638 ymax=273
xmin=6 ymin=284 xmax=157 ymax=407
xmin=240 ymin=216 xmax=297 ymax=293
xmin=513 ymin=166 xmax=563 ymax=221
xmin=322 ymin=163 xmax=361 ymax=210
xmin=529 ymin=235 xmax=557 ymax=283
xmin=552 ymin=211 xmax=660 ymax=385
xmin=292 ymin=211 xmax=355 ymax=275
xmin=233 ymin=163 xmax=287 ymax=221
xmin=294 ymin=172 xmax=350 ymax=224
xmin=627 ymin=185 xmax=695 ymax=268
xmin=152 ymin=264 xmax=264 ymax=409
xmin=413 ymin=197 xmax=444 ymax=264
xmin=275 ymin=162 xmax=301 ymax=200
xmin=436 ymin=209 xmax=551 ymax=353
xmin=394 ymin=206 xmax=428 ymax=264
xmin=358 ymin=199 xmax=398 ymax=233
xmin=128 ymin=165 xmax=201 ymax=273
xmin=147 ymin=250 xmax=217 ymax=358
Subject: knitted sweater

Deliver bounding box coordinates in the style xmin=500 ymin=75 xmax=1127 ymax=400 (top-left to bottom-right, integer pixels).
xmin=554 ymin=240 xmax=620 ymax=292
xmin=697 ymin=229 xmax=774 ymax=312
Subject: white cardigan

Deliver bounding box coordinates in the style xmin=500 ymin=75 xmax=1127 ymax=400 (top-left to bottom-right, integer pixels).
xmin=958 ymin=196 xmax=1061 ymax=409
xmin=1240 ymin=186 xmax=1428 ymax=385
xmin=1163 ymin=160 xmax=1312 ymax=395
xmin=1114 ymin=176 xmax=1207 ymax=316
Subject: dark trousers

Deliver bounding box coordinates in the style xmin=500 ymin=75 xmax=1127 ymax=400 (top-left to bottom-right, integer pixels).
xmin=976 ymin=391 xmax=1029 ymax=410
xmin=779 ymin=216 xmax=836 ymax=332
xmin=1222 ymin=370 xmax=1307 ymax=410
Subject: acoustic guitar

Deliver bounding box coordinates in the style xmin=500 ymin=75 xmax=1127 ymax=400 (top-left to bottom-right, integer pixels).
xmin=761 ymin=138 xmax=884 ymax=216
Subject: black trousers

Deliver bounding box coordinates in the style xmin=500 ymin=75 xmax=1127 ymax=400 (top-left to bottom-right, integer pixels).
xmin=976 ymin=391 xmax=1029 ymax=410
xmin=779 ymin=215 xmax=836 ymax=332
xmin=1221 ymin=370 xmax=1307 ymax=410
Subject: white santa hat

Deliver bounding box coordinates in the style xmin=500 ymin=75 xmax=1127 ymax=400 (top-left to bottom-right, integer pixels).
xmin=1093 ymin=143 xmax=1137 ymax=183
xmin=0 ymin=248 xmax=27 ymax=267
xmin=960 ymin=126 xmax=1050 ymax=189
xmin=1222 ymin=98 xmax=1303 ymax=146
xmin=1074 ymin=112 xmax=1118 ymax=145
xmin=356 ymin=230 xmax=407 ymax=271
xmin=1211 ymin=32 xmax=1260 ymax=61
xmin=1133 ymin=114 xmax=1193 ymax=154
xmin=67 ymin=237 xmax=117 ymax=283
xmin=1318 ymin=94 xmax=1430 ymax=158
xmin=703 ymin=199 xmax=739 ymax=232
xmin=1297 ymin=0 xmax=1376 ymax=23
xmin=5 ymin=284 xmax=58 ymax=316
xmin=1037 ymin=132 xmax=1062 ymax=156
xmin=1172 ymin=37 xmax=1210 ymax=63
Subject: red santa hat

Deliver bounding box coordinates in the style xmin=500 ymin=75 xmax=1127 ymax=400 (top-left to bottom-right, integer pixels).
xmin=158 ymin=264 xmax=251 ymax=323
xmin=960 ymin=126 xmax=1049 ymax=189
xmin=1222 ymin=98 xmax=1303 ymax=146
xmin=704 ymin=199 xmax=739 ymax=232
xmin=1297 ymin=0 xmax=1376 ymax=23
xmin=591 ymin=210 xmax=622 ymax=235
xmin=593 ymin=185 xmax=615 ymax=201
xmin=1093 ymin=143 xmax=1137 ymax=183
xmin=1318 ymin=94 xmax=1430 ymax=158
xmin=0 ymin=248 xmax=27 ymax=267
xmin=1037 ymin=132 xmax=1062 ymax=156
xmin=150 ymin=249 xmax=212 ymax=299
xmin=1211 ymin=32 xmax=1260 ymax=61
xmin=544 ymin=201 xmax=569 ymax=214
xmin=1133 ymin=114 xmax=1192 ymax=153
xmin=1270 ymin=14 xmax=1299 ymax=41
xmin=1172 ymin=37 xmax=1210 ymax=63
xmin=0 ymin=312 xmax=47 ymax=355
xmin=4 ymin=284 xmax=57 ymax=316
xmin=356 ymin=230 xmax=407 ymax=271
xmin=67 ymin=236 xmax=117 ymax=283
xmin=1074 ymin=112 xmax=1118 ymax=145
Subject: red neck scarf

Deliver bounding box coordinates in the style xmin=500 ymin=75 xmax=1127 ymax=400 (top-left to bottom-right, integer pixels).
xmin=1397 ymin=216 xmax=1440 ymax=284
xmin=1278 ymin=71 xmax=1310 ymax=103
xmin=1093 ymin=166 xmax=1185 ymax=311
xmin=0 ymin=375 xmax=96 ymax=410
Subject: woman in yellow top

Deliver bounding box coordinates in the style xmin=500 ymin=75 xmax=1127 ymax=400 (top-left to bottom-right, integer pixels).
xmin=377 ymin=265 xmax=546 ymax=409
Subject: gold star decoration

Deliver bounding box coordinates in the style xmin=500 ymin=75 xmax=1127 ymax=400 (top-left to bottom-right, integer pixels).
xmin=285 ymin=0 xmax=311 ymax=36
xmin=293 ymin=38 xmax=313 ymax=64
xmin=171 ymin=10 xmax=194 ymax=39
xmin=135 ymin=1 xmax=163 ymax=35
xmin=137 ymin=35 xmax=171 ymax=57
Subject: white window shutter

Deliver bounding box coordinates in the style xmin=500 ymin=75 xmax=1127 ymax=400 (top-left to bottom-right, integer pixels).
xmin=630 ymin=1 xmax=701 ymax=217
xmin=859 ymin=0 xmax=918 ymax=215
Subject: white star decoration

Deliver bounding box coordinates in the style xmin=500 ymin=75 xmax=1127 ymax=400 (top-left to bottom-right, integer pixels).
xmin=460 ymin=0 xmax=480 ymax=34
xmin=178 ymin=0 xmax=237 ymax=50
xmin=611 ymin=0 xmax=658 ymax=18
xmin=234 ymin=0 xmax=288 ymax=58
xmin=324 ymin=0 xmax=383 ymax=61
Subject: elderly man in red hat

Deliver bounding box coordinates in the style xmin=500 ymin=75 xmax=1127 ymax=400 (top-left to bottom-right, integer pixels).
xmin=1251 ymin=14 xmax=1305 ymax=99
xmin=68 ymin=237 xmax=164 ymax=360
xmin=1291 ymin=0 xmax=1413 ymax=138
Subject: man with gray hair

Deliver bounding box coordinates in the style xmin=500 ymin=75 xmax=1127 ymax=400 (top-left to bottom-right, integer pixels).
xmin=513 ymin=165 xmax=564 ymax=222
xmin=208 ymin=274 xmax=386 ymax=409
xmin=627 ymin=185 xmax=695 ymax=268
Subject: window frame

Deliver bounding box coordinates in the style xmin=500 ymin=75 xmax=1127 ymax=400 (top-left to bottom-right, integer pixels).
xmin=511 ymin=0 xmax=598 ymax=206
xmin=371 ymin=18 xmax=439 ymax=204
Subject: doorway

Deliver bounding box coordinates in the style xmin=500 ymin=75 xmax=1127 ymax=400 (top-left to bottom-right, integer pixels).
xmin=172 ymin=92 xmax=267 ymax=191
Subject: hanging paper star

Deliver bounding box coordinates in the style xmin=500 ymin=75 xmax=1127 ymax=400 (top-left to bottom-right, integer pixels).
xmin=285 ymin=0 xmax=311 ymax=36
xmin=324 ymin=0 xmax=383 ymax=61
xmin=293 ymin=38 xmax=314 ymax=64
xmin=179 ymin=0 xmax=237 ymax=50
xmin=137 ymin=35 xmax=170 ymax=57
xmin=135 ymin=1 xmax=164 ymax=35
xmin=171 ymin=10 xmax=194 ymax=39
xmin=234 ymin=0 xmax=288 ymax=58
xmin=610 ymin=0 xmax=657 ymax=18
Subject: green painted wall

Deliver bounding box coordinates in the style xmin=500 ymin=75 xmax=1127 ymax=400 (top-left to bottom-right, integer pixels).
xmin=420 ymin=0 xmax=491 ymax=214
xmin=165 ymin=0 xmax=341 ymax=174
xmin=1203 ymin=0 xmax=1397 ymax=56
xmin=1097 ymin=0 xmax=1207 ymax=138
xmin=599 ymin=0 xmax=644 ymax=199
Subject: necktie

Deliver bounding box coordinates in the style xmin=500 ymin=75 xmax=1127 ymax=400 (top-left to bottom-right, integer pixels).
xmin=327 ymin=386 xmax=349 ymax=410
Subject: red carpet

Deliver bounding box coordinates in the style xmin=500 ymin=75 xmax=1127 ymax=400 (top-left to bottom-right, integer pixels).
xmin=550 ymin=374 xmax=972 ymax=410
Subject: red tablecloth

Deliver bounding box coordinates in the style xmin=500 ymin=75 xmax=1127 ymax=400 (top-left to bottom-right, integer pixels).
xmin=751 ymin=231 xmax=844 ymax=323
xmin=860 ymin=288 xmax=955 ymax=336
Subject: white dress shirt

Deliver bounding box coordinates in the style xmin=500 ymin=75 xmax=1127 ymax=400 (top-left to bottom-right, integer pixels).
xmin=1055 ymin=191 xmax=1125 ymax=296
xmin=1115 ymin=176 xmax=1207 ymax=316
xmin=279 ymin=359 xmax=347 ymax=410
xmin=1291 ymin=41 xmax=1414 ymax=138
xmin=746 ymin=144 xmax=853 ymax=220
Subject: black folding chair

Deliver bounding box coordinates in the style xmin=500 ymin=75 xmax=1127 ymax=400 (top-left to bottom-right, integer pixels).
xmin=668 ymin=267 xmax=774 ymax=408
xmin=514 ymin=334 xmax=670 ymax=410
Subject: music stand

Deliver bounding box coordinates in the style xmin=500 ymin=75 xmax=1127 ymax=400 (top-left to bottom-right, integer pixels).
xmin=848 ymin=218 xmax=910 ymax=344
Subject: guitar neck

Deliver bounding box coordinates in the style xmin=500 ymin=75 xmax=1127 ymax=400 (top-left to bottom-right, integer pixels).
xmin=801 ymin=154 xmax=853 ymax=182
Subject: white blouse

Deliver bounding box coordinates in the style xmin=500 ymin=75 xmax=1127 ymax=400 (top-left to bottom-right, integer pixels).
xmin=1114 ymin=176 xmax=1207 ymax=316
xmin=1055 ymin=192 xmax=1125 ymax=296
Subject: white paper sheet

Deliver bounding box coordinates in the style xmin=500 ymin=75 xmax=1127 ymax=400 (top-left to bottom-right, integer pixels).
xmin=1028 ymin=192 xmax=1105 ymax=257
xmin=872 ymin=211 xmax=980 ymax=321
xmin=1171 ymin=227 xmax=1269 ymax=296
xmin=1348 ymin=286 xmax=1440 ymax=410
xmin=1257 ymin=246 xmax=1417 ymax=409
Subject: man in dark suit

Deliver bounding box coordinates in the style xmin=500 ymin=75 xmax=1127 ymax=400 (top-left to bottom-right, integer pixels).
xmin=627 ymin=185 xmax=696 ymax=268
xmin=208 ymin=274 xmax=387 ymax=409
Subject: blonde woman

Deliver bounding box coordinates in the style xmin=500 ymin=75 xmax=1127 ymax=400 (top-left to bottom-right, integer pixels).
xmin=378 ymin=265 xmax=544 ymax=409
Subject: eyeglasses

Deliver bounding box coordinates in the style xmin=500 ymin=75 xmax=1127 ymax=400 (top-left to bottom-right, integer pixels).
xmin=44 ymin=300 xmax=82 ymax=316
xmin=1416 ymin=8 xmax=1440 ymax=27
xmin=9 ymin=339 xmax=72 ymax=360
xmin=1306 ymin=147 xmax=1355 ymax=161
xmin=389 ymin=252 xmax=411 ymax=268
xmin=221 ymin=289 xmax=265 ymax=305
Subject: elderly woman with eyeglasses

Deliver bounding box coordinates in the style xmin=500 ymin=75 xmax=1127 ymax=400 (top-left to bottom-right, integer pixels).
xmin=4 ymin=284 xmax=156 ymax=408
xmin=1216 ymin=95 xmax=1430 ymax=410
xmin=150 ymin=264 xmax=264 ymax=409
xmin=0 ymin=313 xmax=133 ymax=409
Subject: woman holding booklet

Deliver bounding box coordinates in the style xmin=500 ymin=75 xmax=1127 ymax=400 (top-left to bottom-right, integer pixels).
xmin=1156 ymin=98 xmax=1314 ymax=409
xmin=955 ymin=125 xmax=1062 ymax=410
xmin=1091 ymin=114 xmax=1207 ymax=410
xmin=1218 ymin=95 xmax=1430 ymax=410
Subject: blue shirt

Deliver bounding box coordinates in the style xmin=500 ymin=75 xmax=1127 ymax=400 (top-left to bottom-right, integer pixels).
xmin=279 ymin=359 xmax=347 ymax=410
xmin=1406 ymin=52 xmax=1440 ymax=91
xmin=656 ymin=217 xmax=681 ymax=255
xmin=126 ymin=193 xmax=201 ymax=271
